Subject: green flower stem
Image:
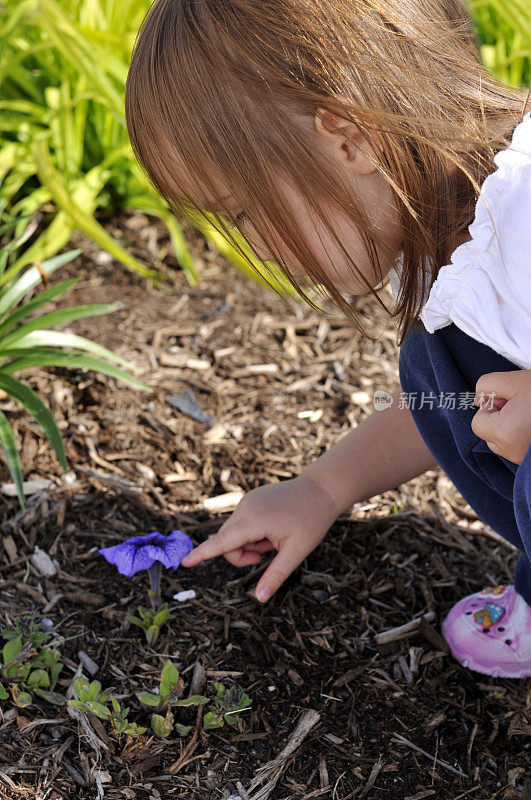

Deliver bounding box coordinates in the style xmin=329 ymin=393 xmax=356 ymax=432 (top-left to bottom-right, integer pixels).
xmin=148 ymin=563 xmax=161 ymax=611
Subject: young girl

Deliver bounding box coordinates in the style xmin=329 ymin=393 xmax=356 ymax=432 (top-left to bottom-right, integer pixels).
xmin=124 ymin=0 xmax=531 ymax=678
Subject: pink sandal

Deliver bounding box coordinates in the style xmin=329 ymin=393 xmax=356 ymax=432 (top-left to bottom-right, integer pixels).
xmin=441 ymin=584 xmax=531 ymax=678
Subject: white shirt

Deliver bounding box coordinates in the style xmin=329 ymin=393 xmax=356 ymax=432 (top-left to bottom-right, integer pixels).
xmin=388 ymin=111 xmax=531 ymax=370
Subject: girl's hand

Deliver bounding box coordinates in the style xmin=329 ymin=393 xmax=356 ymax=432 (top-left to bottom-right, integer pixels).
xmin=180 ymin=475 xmax=339 ymax=602
xmin=471 ymin=370 xmax=531 ymax=465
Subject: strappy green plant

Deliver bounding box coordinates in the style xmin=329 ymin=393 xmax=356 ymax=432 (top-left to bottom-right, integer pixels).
xmin=0 ymin=0 xmax=299 ymax=296
xmin=0 ymin=206 xmax=151 ymax=508
xmin=471 ymin=0 xmax=530 ymax=87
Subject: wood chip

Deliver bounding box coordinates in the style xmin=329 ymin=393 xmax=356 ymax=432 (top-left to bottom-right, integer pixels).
xmin=245 ymin=709 xmax=321 ymax=800
xmin=1 ymin=479 xmax=53 ymax=497
xmin=201 ymin=491 xmax=244 ymax=513
xmin=374 ymin=611 xmax=436 ymax=645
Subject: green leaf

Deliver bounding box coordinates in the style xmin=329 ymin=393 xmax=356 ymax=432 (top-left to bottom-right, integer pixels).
xmin=136 ymin=691 xmax=160 ymax=708
xmin=0 ymin=372 xmax=67 ymax=470
xmin=0 ymin=208 xmax=75 ymax=287
xmin=124 ymin=723 xmax=147 ymax=737
xmin=235 ymin=693 xmax=252 ymax=711
xmin=110 ymin=695 xmax=121 ymax=715
xmin=159 ymin=210 xmax=201 ymax=285
xmin=160 ymin=661 xmax=181 ymax=693
xmin=202 ymin=711 xmax=224 ymax=730
xmin=33 ymin=689 xmax=66 ymax=706
xmin=0 ymin=249 xmax=83 ymax=307
xmin=0 ymin=682 xmax=8 ymax=700
xmin=4 ymin=661 xmax=29 ymax=680
xmin=0 ymin=278 xmax=81 ymax=339
xmin=31 ymin=135 xmax=164 ymax=282
xmin=0 ymin=330 xmax=135 ymax=370
xmin=174 ymin=695 xmax=209 ymax=708
xmin=145 ymin=624 xmax=160 ymax=647
xmin=0 ymin=303 xmax=123 ymax=348
xmin=0 ymin=410 xmax=25 ymax=508
xmin=152 ymin=607 xmax=171 ymax=627
xmin=27 ymin=668 xmax=50 ymax=688
xmin=87 ymin=680 xmax=102 ymax=701
xmin=1 ymin=351 xmax=152 ymax=392
xmin=2 ymin=635 xmax=22 ymax=665
xmin=12 ymin=690 xmax=32 ymax=709
xmin=73 ymin=677 xmax=90 ymax=701
xmin=69 ymin=699 xmax=88 ymax=711
xmin=151 ymin=713 xmax=173 ymax=739
xmin=174 ymin=722 xmax=193 ymax=737
xmin=84 ymin=700 xmax=112 ymax=719
xmin=37 ymin=0 xmax=125 ymax=117
xmin=126 ymin=616 xmax=147 ymax=629
xmin=48 ymin=660 xmax=62 ymax=691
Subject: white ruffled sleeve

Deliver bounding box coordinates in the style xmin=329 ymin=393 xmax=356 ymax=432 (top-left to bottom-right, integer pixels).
xmin=418 ymin=111 xmax=531 ymax=370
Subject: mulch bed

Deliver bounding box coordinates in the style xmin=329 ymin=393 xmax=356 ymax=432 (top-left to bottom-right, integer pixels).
xmin=0 ymin=211 xmax=529 ymax=799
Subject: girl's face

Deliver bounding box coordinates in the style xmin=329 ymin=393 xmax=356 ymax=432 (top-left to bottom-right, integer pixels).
xmin=180 ymin=109 xmax=403 ymax=296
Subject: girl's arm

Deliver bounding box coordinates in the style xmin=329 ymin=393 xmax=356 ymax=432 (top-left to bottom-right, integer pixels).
xmin=181 ymin=384 xmax=438 ymax=603
xmin=303 ymin=385 xmax=438 ymax=515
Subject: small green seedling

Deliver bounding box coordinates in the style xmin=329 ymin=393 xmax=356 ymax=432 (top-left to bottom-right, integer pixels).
xmin=136 ymin=660 xmax=209 ymax=738
xmin=70 ymin=678 xmax=146 ymax=739
xmin=70 ymin=666 xmax=252 ymax=741
xmin=127 ymin=603 xmax=174 ymax=647
xmin=1 ymin=623 xmax=65 ymax=708
xmin=202 ymin=683 xmax=252 ymax=730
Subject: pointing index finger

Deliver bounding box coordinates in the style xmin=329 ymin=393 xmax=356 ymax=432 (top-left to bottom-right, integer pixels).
xmin=180 ymin=522 xmax=250 ymax=566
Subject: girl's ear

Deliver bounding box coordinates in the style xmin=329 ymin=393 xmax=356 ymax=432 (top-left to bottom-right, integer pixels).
xmin=314 ymin=107 xmax=378 ymax=176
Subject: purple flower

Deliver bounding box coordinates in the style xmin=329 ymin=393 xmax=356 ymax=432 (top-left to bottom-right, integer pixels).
xmin=99 ymin=530 xmax=193 ymax=578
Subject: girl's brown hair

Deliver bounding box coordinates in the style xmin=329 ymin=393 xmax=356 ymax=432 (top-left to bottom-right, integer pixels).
xmin=125 ymin=0 xmax=530 ymax=344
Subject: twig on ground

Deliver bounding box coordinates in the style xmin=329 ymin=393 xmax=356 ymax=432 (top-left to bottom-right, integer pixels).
xmin=391 ymin=733 xmax=467 ymax=778
xmin=245 ymin=709 xmax=321 ymax=800
xmin=374 ymin=611 xmax=436 ymax=645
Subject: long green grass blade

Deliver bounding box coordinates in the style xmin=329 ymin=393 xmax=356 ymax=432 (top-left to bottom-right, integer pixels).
xmin=0 ymin=278 xmax=82 ymax=338
xmin=1 ymin=351 xmax=152 ymax=392
xmin=0 ymin=372 xmax=67 ymax=471
xmin=0 ymin=249 xmax=83 ymax=314
xmin=0 ymin=409 xmax=25 ymax=508
xmin=0 ymin=303 xmax=123 ymax=347
xmin=37 ymin=0 xmax=124 ymax=119
xmin=0 ymin=330 xmax=138 ymax=370
xmin=161 ymin=212 xmax=201 ymax=286
xmin=1 ymin=209 xmax=79 ymax=285
xmin=31 ymin=135 xmax=165 ymax=282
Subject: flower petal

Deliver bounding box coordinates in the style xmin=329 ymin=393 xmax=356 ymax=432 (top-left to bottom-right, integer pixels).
xmin=130 ymin=545 xmax=158 ymax=574
xmin=162 ymin=531 xmax=194 ymax=568
xmin=98 ymin=530 xmax=193 ymax=576
xmin=99 ymin=542 xmax=142 ymax=577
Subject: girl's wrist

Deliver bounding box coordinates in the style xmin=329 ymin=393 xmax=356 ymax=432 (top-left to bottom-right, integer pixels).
xmin=296 ymin=471 xmax=342 ymax=524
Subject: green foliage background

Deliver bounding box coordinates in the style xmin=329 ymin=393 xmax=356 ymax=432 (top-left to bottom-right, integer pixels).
xmin=0 ymin=0 xmax=529 ymax=291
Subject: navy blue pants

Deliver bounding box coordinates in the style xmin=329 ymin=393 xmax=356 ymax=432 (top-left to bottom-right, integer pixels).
xmin=398 ymin=322 xmax=531 ymax=604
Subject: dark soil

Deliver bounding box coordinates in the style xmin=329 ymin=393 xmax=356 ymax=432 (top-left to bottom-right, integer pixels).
xmin=0 ymin=211 xmax=529 ymax=799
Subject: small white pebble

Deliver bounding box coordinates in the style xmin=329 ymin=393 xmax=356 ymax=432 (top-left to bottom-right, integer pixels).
xmin=173 ymin=589 xmax=196 ymax=602
xmin=31 ymin=546 xmax=57 ymax=577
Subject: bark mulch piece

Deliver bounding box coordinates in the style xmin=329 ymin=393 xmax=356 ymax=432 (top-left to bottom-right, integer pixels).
xmin=0 ymin=211 xmax=529 ymax=799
